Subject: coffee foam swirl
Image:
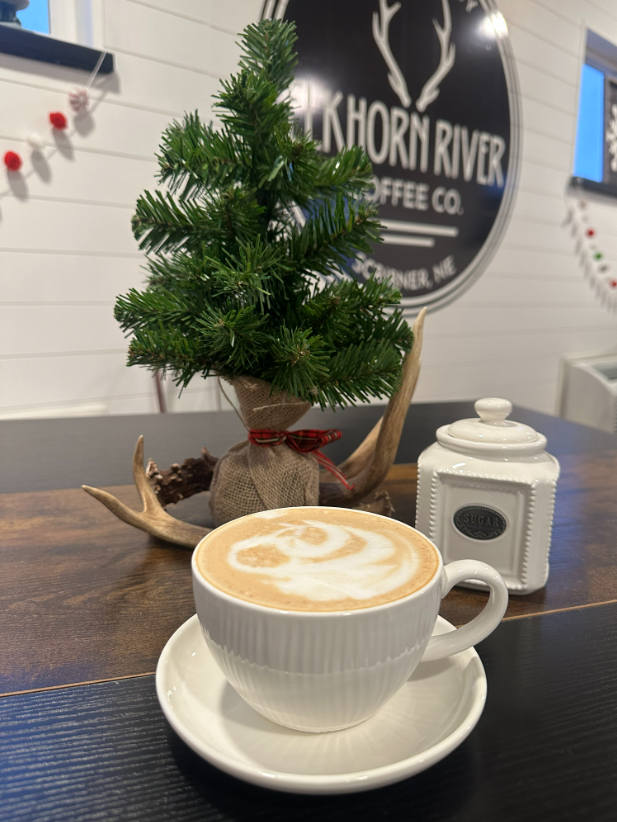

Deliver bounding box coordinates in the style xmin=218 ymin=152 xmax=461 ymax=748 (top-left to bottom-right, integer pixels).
xmin=228 ymin=520 xmax=417 ymax=601
xmin=196 ymin=508 xmax=439 ymax=612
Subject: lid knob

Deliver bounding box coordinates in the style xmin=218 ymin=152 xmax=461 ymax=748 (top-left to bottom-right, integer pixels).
xmin=475 ymin=397 xmax=512 ymax=424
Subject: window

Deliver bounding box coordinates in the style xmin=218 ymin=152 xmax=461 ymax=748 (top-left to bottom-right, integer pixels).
xmin=16 ymin=0 xmax=50 ymax=35
xmin=573 ymin=30 xmax=617 ymax=194
xmin=574 ymin=64 xmax=604 ymax=183
xmin=0 ymin=0 xmax=111 ymax=74
xmin=12 ymin=0 xmax=103 ymax=47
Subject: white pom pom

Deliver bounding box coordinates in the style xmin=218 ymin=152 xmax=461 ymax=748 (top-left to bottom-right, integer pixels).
xmin=69 ymin=87 xmax=89 ymax=113
xmin=27 ymin=133 xmax=45 ymax=151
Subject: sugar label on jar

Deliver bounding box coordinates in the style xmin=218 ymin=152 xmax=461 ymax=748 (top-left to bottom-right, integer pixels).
xmin=453 ymin=506 xmax=507 ymax=540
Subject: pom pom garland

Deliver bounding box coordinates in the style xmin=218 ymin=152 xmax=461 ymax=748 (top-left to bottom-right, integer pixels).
xmin=4 ymin=150 xmax=23 ymax=171
xmin=565 ymin=197 xmax=617 ymax=310
xmin=49 ymin=112 xmax=68 ymax=130
xmin=27 ymin=133 xmax=45 ymax=151
xmin=68 ymin=87 xmax=89 ymax=113
xmin=0 ymin=52 xmax=107 ymax=188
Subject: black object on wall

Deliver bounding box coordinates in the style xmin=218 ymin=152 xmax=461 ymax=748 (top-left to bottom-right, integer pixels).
xmin=0 ymin=23 xmax=113 ymax=73
xmin=262 ymin=0 xmax=521 ymax=315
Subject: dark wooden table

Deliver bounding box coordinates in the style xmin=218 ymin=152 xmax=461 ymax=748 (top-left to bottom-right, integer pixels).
xmin=2 ymin=402 xmax=617 ymax=820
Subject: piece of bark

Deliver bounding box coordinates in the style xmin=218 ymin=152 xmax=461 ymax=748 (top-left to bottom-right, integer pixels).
xmin=146 ymin=448 xmax=218 ymax=507
xmin=356 ymin=489 xmax=394 ymax=518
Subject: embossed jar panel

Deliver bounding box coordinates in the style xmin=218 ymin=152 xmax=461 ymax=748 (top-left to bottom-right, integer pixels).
xmin=416 ymin=399 xmax=560 ymax=595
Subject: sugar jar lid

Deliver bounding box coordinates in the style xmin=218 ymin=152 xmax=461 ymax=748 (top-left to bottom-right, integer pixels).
xmin=436 ymin=398 xmax=547 ymax=456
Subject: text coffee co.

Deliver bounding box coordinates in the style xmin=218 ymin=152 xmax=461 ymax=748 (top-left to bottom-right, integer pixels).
xmin=264 ymin=0 xmax=521 ymax=312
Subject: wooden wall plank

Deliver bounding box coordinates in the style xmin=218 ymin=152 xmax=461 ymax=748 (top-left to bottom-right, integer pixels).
xmin=104 ymin=0 xmax=240 ymax=78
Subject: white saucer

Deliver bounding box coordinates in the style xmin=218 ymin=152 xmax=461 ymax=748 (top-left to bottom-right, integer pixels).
xmin=156 ymin=614 xmax=487 ymax=795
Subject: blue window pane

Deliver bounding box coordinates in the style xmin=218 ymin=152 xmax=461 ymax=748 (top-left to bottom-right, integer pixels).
xmin=17 ymin=0 xmax=50 ymax=35
xmin=574 ymin=64 xmax=604 ymax=182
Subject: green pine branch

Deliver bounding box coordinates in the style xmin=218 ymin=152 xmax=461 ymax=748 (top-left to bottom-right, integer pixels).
xmin=236 ymin=20 xmax=298 ymax=95
xmin=157 ymin=113 xmax=246 ymax=198
xmin=132 ymin=188 xmax=265 ymax=255
xmin=116 ymin=18 xmax=414 ymax=410
xmin=196 ymin=304 xmax=271 ymax=376
xmin=316 ymin=340 xmax=407 ymax=409
xmin=126 ymin=325 xmax=205 ymax=388
xmin=286 ymin=194 xmax=382 ymax=280
xmin=264 ymin=327 xmax=329 ymax=399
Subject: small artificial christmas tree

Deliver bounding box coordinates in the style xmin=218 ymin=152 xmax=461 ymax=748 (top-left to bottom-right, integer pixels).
xmin=115 ymin=18 xmax=413 ymax=410
xmin=113 ymin=18 xmax=415 ymax=525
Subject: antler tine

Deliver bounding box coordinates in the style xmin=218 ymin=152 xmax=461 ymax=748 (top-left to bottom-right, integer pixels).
xmin=132 ymin=435 xmax=162 ymax=514
xmin=83 ymin=436 xmax=210 ymax=548
xmin=372 ymin=0 xmax=411 ymax=108
xmin=335 ymin=418 xmax=383 ymax=481
xmin=416 ymin=0 xmax=456 ymax=113
xmin=320 ymin=307 xmax=426 ymax=506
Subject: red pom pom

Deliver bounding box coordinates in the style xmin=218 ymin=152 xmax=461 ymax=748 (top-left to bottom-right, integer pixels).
xmin=4 ymin=151 xmax=22 ymax=171
xmin=49 ymin=111 xmax=68 ymax=130
xmin=611 ymin=280 xmax=617 ymax=289
xmin=586 ymin=228 xmax=596 ymax=237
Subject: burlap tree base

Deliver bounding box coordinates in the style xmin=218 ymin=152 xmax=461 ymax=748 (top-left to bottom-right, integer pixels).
xmin=210 ymin=377 xmax=319 ymax=526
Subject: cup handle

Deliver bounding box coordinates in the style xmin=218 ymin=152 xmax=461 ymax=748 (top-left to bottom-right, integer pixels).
xmin=422 ymin=560 xmax=509 ymax=662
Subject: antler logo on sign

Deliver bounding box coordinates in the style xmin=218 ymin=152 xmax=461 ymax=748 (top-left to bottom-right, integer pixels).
xmin=263 ymin=0 xmax=521 ymax=313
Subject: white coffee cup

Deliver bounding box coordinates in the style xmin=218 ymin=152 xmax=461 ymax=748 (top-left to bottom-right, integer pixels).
xmin=192 ymin=507 xmax=508 ymax=733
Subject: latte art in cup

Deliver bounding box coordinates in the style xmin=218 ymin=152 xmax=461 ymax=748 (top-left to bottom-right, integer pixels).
xmin=195 ymin=507 xmax=439 ymax=611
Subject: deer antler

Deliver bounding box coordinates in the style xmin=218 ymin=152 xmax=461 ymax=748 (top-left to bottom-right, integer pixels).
xmin=372 ymin=0 xmax=411 ymax=108
xmin=320 ymin=307 xmax=426 ymax=506
xmin=84 ymin=310 xmax=426 ymax=545
xmin=416 ymin=0 xmax=456 ymax=113
xmin=82 ymin=436 xmax=210 ymax=548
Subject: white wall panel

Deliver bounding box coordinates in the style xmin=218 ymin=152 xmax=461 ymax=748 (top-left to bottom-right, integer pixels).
xmin=426 ymin=303 xmax=609 ymax=336
xmin=519 ymin=97 xmax=574 ymax=144
xmin=503 ymin=220 xmax=571 ymax=251
xmin=0 ymin=352 xmax=150 ymax=412
xmin=0 ymin=305 xmax=127 ymax=356
xmin=517 ymin=160 xmax=573 ymax=197
xmin=130 ymin=0 xmax=263 ymax=32
xmin=414 ymin=354 xmax=559 ymax=400
xmin=498 ymin=0 xmax=581 ymax=53
xmin=1 ymin=253 xmax=144 ymax=302
xmin=539 ymin=0 xmax=617 ymax=31
xmin=104 ymin=0 xmax=240 ymax=78
xmin=459 ymin=275 xmax=597 ymax=304
xmin=486 ymin=246 xmax=580 ymax=279
xmin=520 ymin=130 xmax=573 ymax=171
xmin=506 ymin=23 xmax=579 ymax=81
xmin=97 ymin=52 xmax=219 ymax=116
xmin=510 ymin=190 xmax=568 ymax=223
xmin=515 ymin=61 xmax=577 ymax=110
xmin=0 ymin=199 xmax=137 ymax=253
xmin=422 ymin=325 xmax=617 ymax=368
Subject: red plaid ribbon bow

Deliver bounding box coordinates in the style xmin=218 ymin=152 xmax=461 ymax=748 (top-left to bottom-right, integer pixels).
xmin=248 ymin=428 xmax=355 ymax=490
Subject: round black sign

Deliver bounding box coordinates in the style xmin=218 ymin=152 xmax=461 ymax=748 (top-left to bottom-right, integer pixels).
xmin=263 ymin=0 xmax=520 ymax=313
xmin=453 ymin=505 xmax=507 ymax=540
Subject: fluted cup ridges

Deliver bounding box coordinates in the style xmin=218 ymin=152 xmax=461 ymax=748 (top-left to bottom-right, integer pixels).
xmin=193 ymin=562 xmax=443 ymax=732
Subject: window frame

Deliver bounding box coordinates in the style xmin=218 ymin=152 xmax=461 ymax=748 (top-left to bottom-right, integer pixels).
xmin=572 ymin=30 xmax=617 ymax=200
xmin=48 ymin=0 xmax=104 ymax=50
xmin=0 ymin=0 xmax=111 ymax=74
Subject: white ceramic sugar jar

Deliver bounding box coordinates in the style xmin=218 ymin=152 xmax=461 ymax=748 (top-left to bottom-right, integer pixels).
xmin=416 ymin=398 xmax=560 ymax=595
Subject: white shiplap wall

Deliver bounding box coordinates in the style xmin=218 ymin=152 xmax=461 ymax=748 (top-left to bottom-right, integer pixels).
xmin=0 ymin=0 xmax=262 ymax=419
xmin=410 ymin=0 xmax=617 ymax=414
xmin=1 ymin=0 xmax=616 ymax=418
